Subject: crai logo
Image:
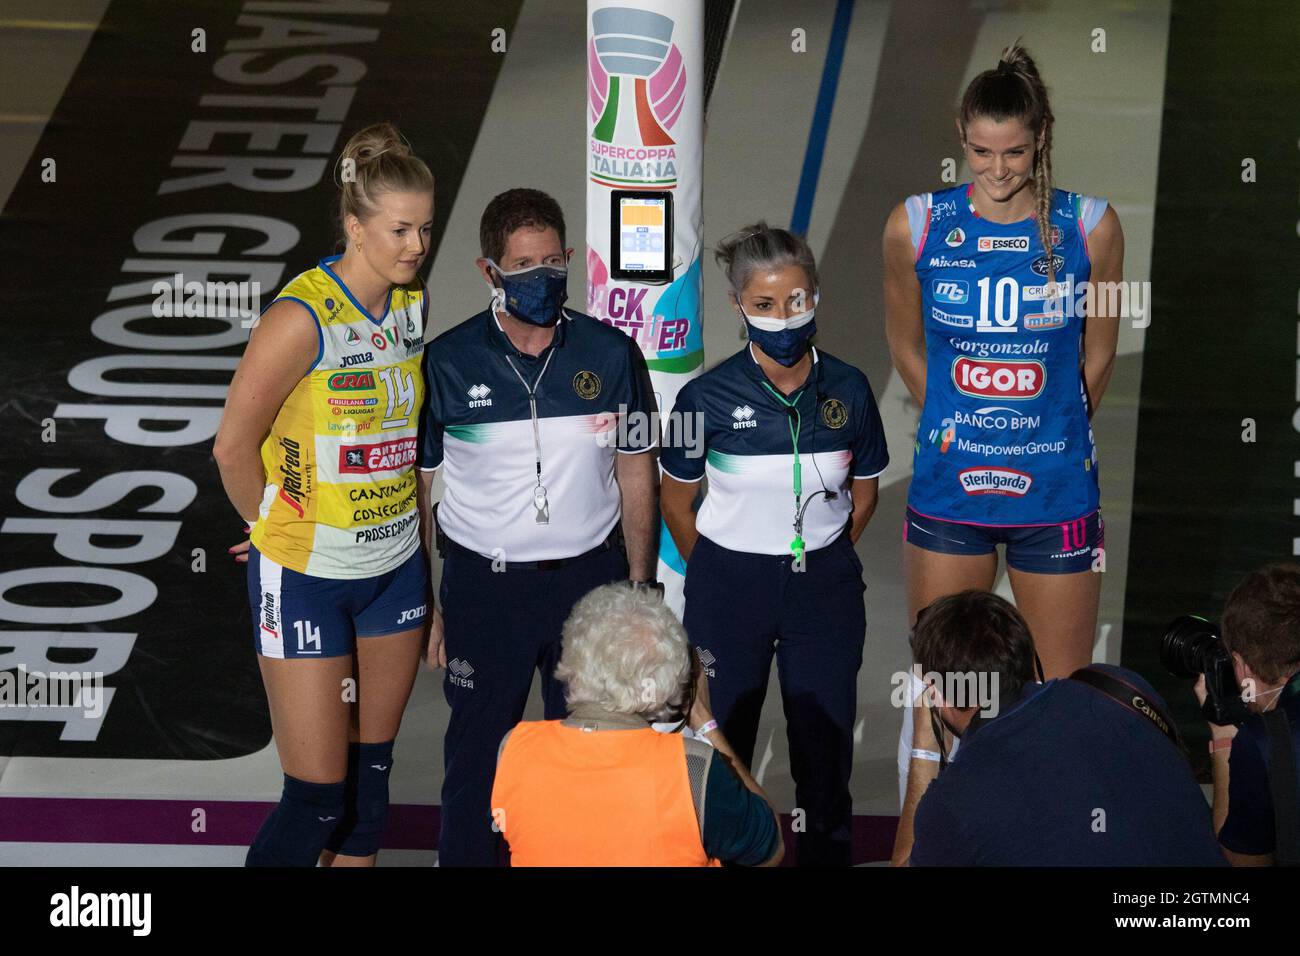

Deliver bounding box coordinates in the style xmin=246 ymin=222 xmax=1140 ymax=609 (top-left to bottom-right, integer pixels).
xmin=588 ymin=6 xmax=684 ymax=187
xmin=328 ymin=371 xmax=376 ymax=391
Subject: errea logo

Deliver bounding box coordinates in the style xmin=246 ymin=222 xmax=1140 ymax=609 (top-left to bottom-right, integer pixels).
xmin=732 ymin=405 xmax=757 ymax=429
xmin=467 ymin=384 xmax=493 ymax=409
xmin=697 ymin=648 xmax=717 ymax=677
xmin=449 ymin=658 xmax=475 ymax=689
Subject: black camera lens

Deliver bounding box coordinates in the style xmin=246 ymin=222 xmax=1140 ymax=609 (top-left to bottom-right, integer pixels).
xmin=1161 ymin=614 xmax=1247 ymax=726
xmin=1160 ymin=615 xmax=1222 ymax=678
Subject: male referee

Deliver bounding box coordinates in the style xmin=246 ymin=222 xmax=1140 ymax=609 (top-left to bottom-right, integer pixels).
xmin=418 ymin=188 xmax=659 ymax=866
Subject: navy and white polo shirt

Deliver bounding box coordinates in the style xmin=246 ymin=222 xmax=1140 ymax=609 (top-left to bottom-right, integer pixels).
xmin=420 ymin=307 xmax=656 ymax=561
xmin=661 ymin=346 xmax=889 ymax=555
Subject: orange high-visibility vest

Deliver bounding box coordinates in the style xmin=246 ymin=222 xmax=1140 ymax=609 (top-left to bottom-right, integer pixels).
xmin=490 ymin=720 xmax=721 ymax=867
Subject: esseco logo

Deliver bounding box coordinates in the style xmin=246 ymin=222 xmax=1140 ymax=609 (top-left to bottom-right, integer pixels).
xmin=977 ymin=236 xmax=1030 ymax=252
xmin=958 ymin=467 xmax=1033 ymax=497
xmin=952 ymin=357 xmax=1045 ymax=400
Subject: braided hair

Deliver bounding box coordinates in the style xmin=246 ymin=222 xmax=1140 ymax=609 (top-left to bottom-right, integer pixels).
xmin=958 ymin=41 xmax=1057 ymax=286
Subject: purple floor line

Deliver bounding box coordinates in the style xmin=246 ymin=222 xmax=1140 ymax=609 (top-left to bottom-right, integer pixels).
xmin=0 ymin=798 xmax=899 ymax=865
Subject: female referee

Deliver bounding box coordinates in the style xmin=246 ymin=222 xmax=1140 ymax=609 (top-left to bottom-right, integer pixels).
xmin=883 ymin=44 xmax=1124 ymax=857
xmin=660 ymin=223 xmax=890 ymax=867
xmin=215 ymin=123 xmax=435 ymax=866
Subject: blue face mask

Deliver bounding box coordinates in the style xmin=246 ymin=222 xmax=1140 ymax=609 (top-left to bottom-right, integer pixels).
xmin=487 ymin=258 xmax=569 ymax=326
xmin=740 ymin=301 xmax=817 ymax=367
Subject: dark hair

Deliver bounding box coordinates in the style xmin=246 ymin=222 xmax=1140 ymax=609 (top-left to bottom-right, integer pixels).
xmin=1222 ymin=563 xmax=1300 ymax=685
xmin=714 ymin=221 xmax=819 ymax=298
xmin=479 ymin=188 xmax=567 ymax=264
xmin=910 ymin=590 xmax=1038 ymax=705
xmin=334 ymin=122 xmax=433 ymax=244
xmin=958 ymin=41 xmax=1056 ymax=285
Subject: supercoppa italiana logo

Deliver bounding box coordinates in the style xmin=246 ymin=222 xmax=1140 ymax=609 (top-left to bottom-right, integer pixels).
xmin=587 ymin=7 xmax=684 ymax=188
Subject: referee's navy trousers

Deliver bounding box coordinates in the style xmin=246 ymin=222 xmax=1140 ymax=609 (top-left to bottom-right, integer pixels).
xmin=683 ymin=532 xmax=867 ymax=867
xmin=436 ymin=542 xmax=628 ymax=867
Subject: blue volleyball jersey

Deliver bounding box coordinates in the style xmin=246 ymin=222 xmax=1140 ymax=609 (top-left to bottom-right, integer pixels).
xmin=906 ymin=183 xmax=1108 ymax=526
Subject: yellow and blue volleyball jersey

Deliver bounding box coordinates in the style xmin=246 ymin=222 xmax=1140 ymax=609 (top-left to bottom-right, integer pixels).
xmin=250 ymin=254 xmax=427 ymax=579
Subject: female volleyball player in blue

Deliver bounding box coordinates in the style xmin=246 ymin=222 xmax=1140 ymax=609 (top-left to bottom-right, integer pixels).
xmin=883 ymin=44 xmax=1125 ymax=860
xmin=661 ymin=223 xmax=890 ymax=866
xmin=216 ymin=123 xmax=435 ymax=866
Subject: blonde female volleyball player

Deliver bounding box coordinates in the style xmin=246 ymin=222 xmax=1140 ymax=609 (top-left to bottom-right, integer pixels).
xmin=215 ymin=123 xmax=434 ymax=866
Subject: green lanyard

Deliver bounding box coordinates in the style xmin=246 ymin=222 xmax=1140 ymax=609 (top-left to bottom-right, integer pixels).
xmin=760 ymin=381 xmax=805 ymax=560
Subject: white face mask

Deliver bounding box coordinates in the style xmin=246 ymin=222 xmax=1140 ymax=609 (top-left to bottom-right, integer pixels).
xmin=1243 ymin=682 xmax=1286 ymax=707
xmin=737 ymin=291 xmax=819 ymax=331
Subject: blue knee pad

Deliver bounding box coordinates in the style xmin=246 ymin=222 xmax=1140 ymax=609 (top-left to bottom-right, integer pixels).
xmin=325 ymin=740 xmax=394 ymax=857
xmin=246 ymin=774 xmax=346 ymax=867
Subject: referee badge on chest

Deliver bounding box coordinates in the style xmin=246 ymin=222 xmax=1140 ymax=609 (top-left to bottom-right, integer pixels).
xmin=573 ymin=370 xmax=601 ymax=400
xmin=821 ymin=398 xmax=848 ymax=429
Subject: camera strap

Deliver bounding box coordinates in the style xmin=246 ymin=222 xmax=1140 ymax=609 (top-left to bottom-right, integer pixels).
xmin=1068 ymin=666 xmax=1187 ymax=758
xmin=1261 ymin=708 xmax=1300 ymax=866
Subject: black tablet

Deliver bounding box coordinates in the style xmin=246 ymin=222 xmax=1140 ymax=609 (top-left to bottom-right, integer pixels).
xmin=609 ymin=190 xmax=673 ymax=284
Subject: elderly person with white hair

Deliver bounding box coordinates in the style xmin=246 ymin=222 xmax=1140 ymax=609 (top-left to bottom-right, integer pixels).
xmin=489 ymin=583 xmax=783 ymax=866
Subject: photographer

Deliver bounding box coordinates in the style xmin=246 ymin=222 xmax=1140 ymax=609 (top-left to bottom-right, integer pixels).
xmin=900 ymin=590 xmax=1224 ymax=866
xmin=489 ymin=583 xmax=783 ymax=866
xmin=1197 ymin=563 xmax=1300 ymax=866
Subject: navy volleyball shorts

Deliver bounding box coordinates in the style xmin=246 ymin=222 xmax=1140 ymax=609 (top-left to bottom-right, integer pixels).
xmin=904 ymin=506 xmax=1103 ymax=574
xmin=247 ymin=543 xmax=429 ymax=659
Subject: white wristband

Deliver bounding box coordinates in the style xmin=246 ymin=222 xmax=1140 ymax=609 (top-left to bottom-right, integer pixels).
xmin=693 ymin=719 xmax=719 ymax=736
xmin=911 ymin=748 xmax=942 ymax=763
